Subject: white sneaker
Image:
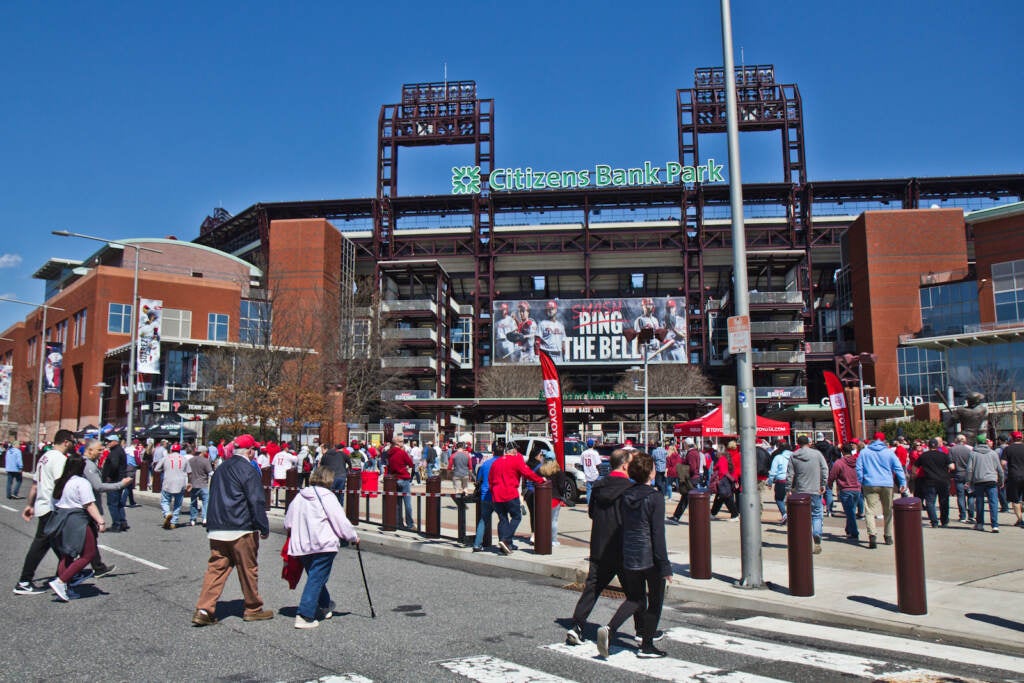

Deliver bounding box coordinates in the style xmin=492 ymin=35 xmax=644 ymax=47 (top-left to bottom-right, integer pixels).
xmin=319 ymin=600 xmax=336 ymax=620
xmin=597 ymin=625 xmax=611 ymax=658
xmin=49 ymin=578 xmax=69 ymax=602
xmin=294 ymin=615 xmax=319 ymax=629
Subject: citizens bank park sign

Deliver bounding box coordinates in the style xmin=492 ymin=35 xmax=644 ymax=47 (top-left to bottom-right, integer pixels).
xmin=452 ymin=160 xmax=726 ymax=194
xmin=493 ymin=297 xmax=689 ymax=367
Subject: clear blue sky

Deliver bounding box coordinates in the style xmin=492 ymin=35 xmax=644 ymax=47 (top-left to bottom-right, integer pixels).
xmin=1 ymin=1 xmax=1021 ymax=333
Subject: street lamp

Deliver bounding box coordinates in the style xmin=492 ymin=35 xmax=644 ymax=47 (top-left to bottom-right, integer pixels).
xmin=95 ymin=381 xmax=110 ymax=426
xmin=453 ymin=404 xmax=464 ymax=440
xmin=53 ymin=230 xmax=161 ymax=444
xmin=622 ymin=327 xmax=654 ymax=447
xmin=0 ymin=298 xmax=64 ymax=454
xmin=843 ymin=352 xmax=877 ymax=440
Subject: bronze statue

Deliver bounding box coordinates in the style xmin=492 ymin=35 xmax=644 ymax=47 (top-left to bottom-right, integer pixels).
xmin=938 ymin=390 xmax=988 ymax=443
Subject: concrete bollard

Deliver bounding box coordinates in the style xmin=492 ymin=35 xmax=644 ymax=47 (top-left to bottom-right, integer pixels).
xmin=261 ymin=467 xmax=272 ymax=509
xmin=284 ymin=468 xmax=298 ymax=509
xmin=786 ymin=493 xmax=814 ymax=597
xmin=894 ymin=496 xmax=927 ymax=615
xmin=151 ymin=469 xmax=163 ymax=494
xmin=688 ymin=489 xmax=712 ymax=579
xmin=533 ymin=480 xmax=552 ymax=555
xmin=138 ymin=462 xmax=150 ymax=491
xmin=381 ymin=474 xmax=397 ymax=531
xmin=425 ymin=476 xmax=441 ymax=538
xmin=345 ymin=470 xmax=362 ymax=525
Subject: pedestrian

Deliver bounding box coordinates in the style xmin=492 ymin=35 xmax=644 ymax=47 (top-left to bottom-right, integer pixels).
xmin=188 ymin=445 xmax=214 ymax=526
xmin=191 ymin=433 xmax=273 ymax=626
xmin=857 ymin=431 xmax=907 ymax=548
xmin=651 ymin=440 xmax=669 ymax=499
xmin=827 ymin=442 xmax=861 ymax=541
xmin=284 ymin=466 xmax=360 ymax=629
xmin=537 ymin=450 xmax=570 ymax=546
xmin=472 ymin=446 xmax=497 ymax=552
xmin=950 ymin=434 xmax=974 ymax=523
xmin=44 ymin=455 xmax=108 ymax=601
xmin=788 ymin=435 xmax=829 ymax=554
xmin=272 ymin=445 xmax=297 ymax=489
xmin=669 ymin=438 xmax=707 ymax=521
xmin=768 ymin=440 xmax=794 ymax=523
xmin=101 ymin=434 xmax=130 ymax=532
xmin=916 ymin=438 xmax=954 ymax=528
xmin=423 ymin=439 xmax=438 ymax=478
xmin=296 ymin=445 xmax=313 ymax=487
xmin=450 ymin=437 xmax=473 ymax=495
xmin=155 ymin=443 xmax=191 ymax=530
xmin=1001 ymin=431 xmax=1024 ymax=527
xmin=5 ymin=441 xmax=24 ymax=499
xmin=665 ymin=444 xmax=682 ymax=500
xmin=320 ymin=443 xmax=348 ymax=502
xmin=122 ymin=438 xmax=140 ymax=508
xmin=596 ymin=451 xmax=672 ymax=659
xmin=14 ymin=428 xmax=75 ymax=595
xmin=813 ymin=432 xmax=841 ymax=514
xmin=580 ymin=439 xmax=601 ymax=504
xmin=489 ymin=442 xmax=544 ymax=555
xmin=386 ymin=435 xmax=415 ymax=530
xmin=968 ymin=434 xmax=1004 ymax=532
xmin=709 ymin=442 xmax=739 ymax=520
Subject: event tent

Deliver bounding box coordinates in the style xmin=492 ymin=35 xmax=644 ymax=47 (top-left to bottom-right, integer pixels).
xmin=673 ymin=405 xmax=791 ymax=439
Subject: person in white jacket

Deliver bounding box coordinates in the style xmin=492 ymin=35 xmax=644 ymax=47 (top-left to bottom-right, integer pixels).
xmin=284 ymin=466 xmax=359 ymax=629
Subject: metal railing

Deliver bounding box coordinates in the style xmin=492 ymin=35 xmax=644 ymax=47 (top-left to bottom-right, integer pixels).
xmin=751 ymin=350 xmax=806 ymax=364
xmin=380 ymin=356 xmax=438 ymax=369
xmin=750 ymin=321 xmax=804 ymax=334
xmin=805 ymin=341 xmax=835 ymax=353
xmin=749 ymin=291 xmax=804 ymax=305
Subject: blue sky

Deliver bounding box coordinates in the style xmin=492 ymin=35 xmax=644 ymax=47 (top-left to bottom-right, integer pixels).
xmin=1 ymin=1 xmax=1021 ymax=333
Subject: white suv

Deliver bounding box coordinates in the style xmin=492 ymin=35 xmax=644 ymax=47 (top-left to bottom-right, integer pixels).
xmin=509 ymin=436 xmax=584 ymax=502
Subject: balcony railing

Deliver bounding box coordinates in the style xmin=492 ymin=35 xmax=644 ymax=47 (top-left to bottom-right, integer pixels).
xmin=752 ymin=350 xmax=806 ymax=364
xmin=381 ymin=299 xmax=437 ymax=314
xmin=382 ymin=328 xmax=437 ymax=342
xmin=380 ymin=356 xmax=438 ymax=370
xmin=805 ymin=341 xmax=835 ymax=354
xmin=750 ymin=321 xmax=804 ymax=334
xmin=749 ymin=291 xmax=804 ymax=305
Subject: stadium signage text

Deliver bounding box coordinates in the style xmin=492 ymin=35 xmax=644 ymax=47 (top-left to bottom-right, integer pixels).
xmin=451 ymin=160 xmax=725 ymax=194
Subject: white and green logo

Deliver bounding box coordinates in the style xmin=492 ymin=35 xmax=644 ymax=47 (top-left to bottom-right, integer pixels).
xmin=451 ymin=165 xmax=481 ymax=195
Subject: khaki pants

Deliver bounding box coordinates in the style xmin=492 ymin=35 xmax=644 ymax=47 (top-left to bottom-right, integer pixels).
xmin=195 ymin=532 xmax=265 ymax=617
xmin=862 ymin=485 xmax=894 ymax=539
xmin=453 ymin=475 xmax=471 ymax=494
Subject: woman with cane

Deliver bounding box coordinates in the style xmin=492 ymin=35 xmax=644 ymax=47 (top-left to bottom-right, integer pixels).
xmin=284 ymin=466 xmax=359 ymax=629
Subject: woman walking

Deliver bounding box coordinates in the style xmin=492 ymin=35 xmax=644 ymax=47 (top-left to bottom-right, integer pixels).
xmin=46 ymin=455 xmax=107 ymax=601
xmin=284 ymin=466 xmax=359 ymax=629
xmin=537 ymin=451 xmax=570 ymax=546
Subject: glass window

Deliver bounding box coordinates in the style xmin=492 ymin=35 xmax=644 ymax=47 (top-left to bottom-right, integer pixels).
xmin=992 ymin=258 xmax=1024 ymax=324
xmin=162 ymin=309 xmax=192 ymax=339
xmin=240 ymin=300 xmax=272 ymax=345
xmin=452 ymin=316 xmax=472 ymax=362
xmin=898 ymin=346 xmax=947 ymax=399
xmin=919 ymin=281 xmax=979 ymax=336
xmin=54 ymin=320 xmax=68 ymax=346
xmin=108 ymin=303 xmax=132 ymax=334
xmin=207 ymin=313 xmax=229 ymax=341
xmin=532 ymin=275 xmax=546 ymax=291
xmin=631 ymin=273 xmax=645 ymax=289
xmin=73 ymin=309 xmax=87 ymax=347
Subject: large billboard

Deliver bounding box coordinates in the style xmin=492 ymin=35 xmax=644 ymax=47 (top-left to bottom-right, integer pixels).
xmin=492 ymin=297 xmax=688 ymax=366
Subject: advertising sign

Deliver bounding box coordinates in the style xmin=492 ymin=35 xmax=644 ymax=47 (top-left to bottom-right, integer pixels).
xmin=0 ymin=365 xmax=11 ymax=406
xmin=492 ymin=297 xmax=688 ymax=366
xmin=539 ymin=350 xmax=565 ymax=470
xmin=137 ymin=298 xmax=162 ymax=374
xmin=43 ymin=342 xmax=63 ymax=394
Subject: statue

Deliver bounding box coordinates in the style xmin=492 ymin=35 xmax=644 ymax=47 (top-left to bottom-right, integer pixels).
xmin=938 ymin=390 xmax=988 ymax=443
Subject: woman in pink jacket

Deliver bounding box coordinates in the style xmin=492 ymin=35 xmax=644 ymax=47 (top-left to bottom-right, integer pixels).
xmin=284 ymin=466 xmax=359 ymax=629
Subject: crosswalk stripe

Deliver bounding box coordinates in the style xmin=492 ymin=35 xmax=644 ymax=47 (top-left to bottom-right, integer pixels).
xmin=732 ymin=616 xmax=1024 ymax=675
xmin=875 ymin=670 xmax=990 ymax=683
xmin=542 ymin=642 xmax=788 ymax=682
xmin=310 ymin=676 xmax=374 ymax=683
xmin=439 ymin=654 xmax=577 ymax=682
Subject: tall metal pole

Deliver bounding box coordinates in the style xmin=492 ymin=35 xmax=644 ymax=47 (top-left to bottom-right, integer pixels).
xmin=719 ymin=0 xmax=762 ymax=588
xmin=858 ymin=362 xmax=866 ymax=440
xmin=127 ymin=245 xmax=140 ymax=444
xmin=643 ymin=346 xmax=650 ymax=448
xmin=33 ymin=306 xmax=49 ymax=453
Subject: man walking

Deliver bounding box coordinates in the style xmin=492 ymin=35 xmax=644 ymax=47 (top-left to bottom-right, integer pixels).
xmin=450 ymin=438 xmax=473 ymax=495
xmin=857 ymin=432 xmax=907 ymax=549
xmin=827 ymin=443 xmax=861 ymax=541
xmin=1002 ymin=431 xmax=1024 ymax=528
xmin=968 ymin=434 xmax=1004 ymax=532
xmin=472 ymin=446 xmax=497 ymax=552
xmin=580 ymin=439 xmax=601 ymax=504
xmin=387 ymin=435 xmax=415 ymax=530
xmin=651 ymin=440 xmax=669 ymax=499
xmin=950 ymin=434 xmax=974 ymax=523
xmin=192 ymin=433 xmax=272 ymax=626
xmin=101 ymin=435 xmax=130 ymax=531
xmin=489 ymin=442 xmax=544 ymax=555
xmin=81 ymin=438 xmax=131 ymax=575
xmin=916 ymin=438 xmax=954 ymax=528
xmin=788 ymin=435 xmax=829 ymax=554
xmin=5 ymin=441 xmax=23 ymax=499
xmin=155 ymin=444 xmax=191 ymax=529
xmin=188 ymin=446 xmax=214 ymax=526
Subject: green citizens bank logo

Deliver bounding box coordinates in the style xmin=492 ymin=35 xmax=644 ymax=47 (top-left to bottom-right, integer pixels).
xmin=451 ymin=166 xmax=481 ymax=195
xmin=450 ymin=160 xmax=726 ymax=194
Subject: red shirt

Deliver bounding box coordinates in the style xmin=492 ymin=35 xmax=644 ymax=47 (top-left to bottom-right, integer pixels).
xmin=488 ymin=453 xmax=544 ymax=503
xmin=387 ymin=447 xmax=414 ymax=480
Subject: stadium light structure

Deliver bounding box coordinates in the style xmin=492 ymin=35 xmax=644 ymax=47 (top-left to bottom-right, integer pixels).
xmin=622 ymin=327 xmax=654 ymax=447
xmin=53 ymin=230 xmax=162 ymax=444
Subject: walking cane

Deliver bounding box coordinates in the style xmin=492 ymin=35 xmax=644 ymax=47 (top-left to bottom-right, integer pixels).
xmin=356 ymin=542 xmax=376 ymax=618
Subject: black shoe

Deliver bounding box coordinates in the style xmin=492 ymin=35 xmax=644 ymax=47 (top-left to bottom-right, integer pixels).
xmin=471 ymin=546 xmax=484 ymax=553
xmin=868 ymin=536 xmax=877 ymax=549
xmin=883 ymin=536 xmax=893 ymax=545
xmin=565 ymin=623 xmax=585 ymax=646
xmin=634 ymin=630 xmax=666 ymax=646
xmin=930 ymin=522 xmax=938 ymax=528
xmin=93 ymin=564 xmax=116 ymax=579
xmin=498 ymin=540 xmax=512 ymax=555
xmin=637 ymin=642 xmax=668 ymax=658
xmin=13 ymin=581 xmax=47 ymax=595
xmin=120 ymin=523 xmax=130 ymax=531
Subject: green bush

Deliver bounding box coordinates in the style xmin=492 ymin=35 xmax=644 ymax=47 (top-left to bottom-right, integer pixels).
xmin=878 ymin=419 xmax=944 ymax=442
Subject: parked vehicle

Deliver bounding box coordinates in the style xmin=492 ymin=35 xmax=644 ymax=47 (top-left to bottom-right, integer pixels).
xmin=509 ymin=435 xmax=584 ymax=502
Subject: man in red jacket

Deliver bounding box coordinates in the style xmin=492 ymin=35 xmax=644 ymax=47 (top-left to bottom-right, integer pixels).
xmin=489 ymin=442 xmax=544 ymax=555
xmin=387 ymin=435 xmax=416 ymax=530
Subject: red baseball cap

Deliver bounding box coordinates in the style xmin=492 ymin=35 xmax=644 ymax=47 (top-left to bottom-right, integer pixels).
xmin=873 ymin=432 xmax=886 ymax=441
xmin=1012 ymin=431 xmax=1023 ymax=440
xmin=170 ymin=443 xmax=181 ymax=452
xmin=234 ymin=434 xmax=257 ymax=450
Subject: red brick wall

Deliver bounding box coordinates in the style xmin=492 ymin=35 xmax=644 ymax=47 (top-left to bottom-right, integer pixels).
xmin=972 ymin=213 xmax=1024 ymax=324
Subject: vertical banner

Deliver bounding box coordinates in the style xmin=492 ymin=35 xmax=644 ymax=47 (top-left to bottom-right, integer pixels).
xmin=538 ymin=349 xmax=565 ymax=470
xmin=120 ymin=362 xmax=129 ymax=395
xmin=43 ymin=342 xmax=63 ymax=394
xmin=137 ymin=298 xmax=162 ymax=374
xmin=189 ymin=354 xmax=199 ymax=390
xmin=823 ymin=371 xmax=853 ymax=445
xmin=0 ymin=364 xmax=12 ymax=406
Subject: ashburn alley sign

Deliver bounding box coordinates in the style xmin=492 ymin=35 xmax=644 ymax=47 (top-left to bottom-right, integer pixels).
xmin=451 ymin=159 xmax=727 ymax=194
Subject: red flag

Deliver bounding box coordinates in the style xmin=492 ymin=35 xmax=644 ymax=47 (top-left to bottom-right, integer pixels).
xmin=823 ymin=371 xmax=853 ymax=446
xmin=538 ymin=349 xmax=565 ymax=470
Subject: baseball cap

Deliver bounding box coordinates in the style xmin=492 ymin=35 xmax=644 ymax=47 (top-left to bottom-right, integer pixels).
xmin=106 ymin=434 xmax=120 ymax=442
xmin=873 ymin=432 xmax=886 ymax=441
xmin=542 ymin=450 xmax=556 ymax=460
xmin=1011 ymin=431 xmax=1022 ymax=440
xmin=234 ymin=434 xmax=257 ymax=450
xmin=170 ymin=443 xmax=181 ymax=452
xmin=976 ymin=433 xmax=989 ymax=444
xmin=815 ymin=432 xmax=825 ymax=441
xmin=684 ymin=437 xmax=695 ymax=446
xmin=586 ymin=438 xmax=595 ymax=447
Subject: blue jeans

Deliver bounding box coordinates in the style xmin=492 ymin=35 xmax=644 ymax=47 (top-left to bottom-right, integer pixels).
xmin=551 ymin=505 xmax=561 ymax=542
xmin=189 ymin=487 xmax=209 ymax=523
xmin=824 ymin=488 xmax=834 ymax=514
xmin=655 ymin=471 xmax=670 ymax=499
xmin=809 ymin=492 xmax=823 ymax=540
xmin=773 ymin=481 xmax=788 ymax=517
xmin=955 ymin=480 xmax=973 ymax=520
xmin=839 ymin=489 xmax=860 ymax=538
xmin=493 ymin=499 xmax=523 ymax=545
xmin=921 ymin=482 xmax=949 ymax=526
xmin=107 ymin=490 xmax=126 ymax=526
xmin=396 ymin=479 xmax=413 ymax=528
xmin=585 ymin=480 xmax=594 ymax=504
xmin=161 ymin=490 xmax=184 ymax=524
xmin=297 ymin=552 xmax=336 ymax=620
xmin=6 ymin=471 xmax=22 ymax=498
xmin=973 ymin=482 xmax=999 ymax=529
xmin=474 ymin=499 xmax=494 ymax=548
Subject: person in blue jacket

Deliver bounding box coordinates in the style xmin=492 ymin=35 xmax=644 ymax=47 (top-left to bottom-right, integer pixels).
xmin=856 ymin=432 xmax=907 ymax=549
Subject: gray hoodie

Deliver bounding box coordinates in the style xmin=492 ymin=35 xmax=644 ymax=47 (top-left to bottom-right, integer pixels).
xmin=967 ymin=445 xmax=1004 ymax=486
xmin=787 ymin=446 xmax=828 ymax=494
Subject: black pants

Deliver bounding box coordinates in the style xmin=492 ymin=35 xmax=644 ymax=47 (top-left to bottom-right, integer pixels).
xmin=672 ymin=478 xmax=700 ymax=518
xmin=571 ymin=560 xmax=641 ymax=633
xmin=524 ymin=490 xmax=536 ymax=533
xmin=711 ymin=489 xmax=738 ymax=517
xmin=608 ymin=566 xmax=666 ymax=641
xmin=19 ymin=512 xmax=57 ymax=583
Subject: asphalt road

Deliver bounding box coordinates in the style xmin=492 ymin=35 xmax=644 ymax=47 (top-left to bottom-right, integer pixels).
xmin=1 ymin=498 xmax=1018 ymax=683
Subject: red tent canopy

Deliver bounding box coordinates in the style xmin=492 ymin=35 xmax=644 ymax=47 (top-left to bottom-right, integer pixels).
xmin=673 ymin=405 xmax=791 ymax=439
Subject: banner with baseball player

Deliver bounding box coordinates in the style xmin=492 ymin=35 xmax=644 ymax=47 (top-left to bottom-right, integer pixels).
xmin=492 ymin=297 xmax=689 ymax=366
xmin=0 ymin=364 xmax=12 ymax=405
xmin=43 ymin=342 xmax=64 ymax=394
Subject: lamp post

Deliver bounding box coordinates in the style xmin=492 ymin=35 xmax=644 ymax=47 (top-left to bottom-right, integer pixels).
xmin=53 ymin=230 xmax=161 ymax=445
xmin=622 ymin=327 xmax=653 ymax=447
xmin=843 ymin=352 xmax=877 ymax=440
xmin=453 ymin=404 xmax=463 ymax=440
xmin=0 ymin=298 xmax=64 ymax=454
xmin=95 ymin=381 xmax=110 ymax=426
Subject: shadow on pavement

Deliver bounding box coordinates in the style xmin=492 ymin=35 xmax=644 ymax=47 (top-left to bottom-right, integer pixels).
xmin=965 ymin=612 xmax=1024 ymax=632
xmin=847 ymin=594 xmax=899 ymax=613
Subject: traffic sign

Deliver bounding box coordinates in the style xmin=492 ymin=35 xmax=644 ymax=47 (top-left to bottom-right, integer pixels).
xmin=727 ymin=315 xmax=751 ymax=354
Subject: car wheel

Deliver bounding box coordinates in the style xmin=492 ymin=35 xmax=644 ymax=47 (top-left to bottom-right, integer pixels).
xmin=562 ymin=479 xmax=577 ymax=504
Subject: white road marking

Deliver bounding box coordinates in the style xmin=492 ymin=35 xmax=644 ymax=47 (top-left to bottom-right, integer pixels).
xmin=310 ymin=676 xmax=374 ymax=683
xmin=542 ymin=642 xmax=787 ymax=682
xmin=1 ymin=504 xmax=17 ymax=512
xmin=439 ymin=654 xmax=576 ymax=682
xmin=877 ymin=670 xmax=990 ymax=683
xmin=733 ymin=616 xmax=1024 ymax=675
xmin=97 ymin=544 xmax=168 ymax=570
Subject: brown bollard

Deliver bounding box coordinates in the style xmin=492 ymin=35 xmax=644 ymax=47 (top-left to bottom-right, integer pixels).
xmin=476 ymin=497 xmax=492 ymax=547
xmin=284 ymin=469 xmax=298 ymax=509
xmin=688 ymin=489 xmax=712 ymax=579
xmin=381 ymin=474 xmax=397 ymax=531
xmin=261 ymin=467 xmax=272 ymax=508
xmin=151 ymin=469 xmax=163 ymax=494
xmin=534 ymin=480 xmax=553 ymax=555
xmin=425 ymin=476 xmax=441 ymax=538
xmin=894 ymin=496 xmax=927 ymax=615
xmin=345 ymin=470 xmax=362 ymax=525
xmin=138 ymin=462 xmax=150 ymax=491
xmin=787 ymin=493 xmax=814 ymax=597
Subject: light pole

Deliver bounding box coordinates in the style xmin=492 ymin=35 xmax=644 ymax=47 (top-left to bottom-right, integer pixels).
xmin=95 ymin=381 xmax=109 ymax=426
xmin=622 ymin=327 xmax=653 ymax=447
xmin=453 ymin=404 xmax=463 ymax=440
xmin=843 ymin=352 xmax=877 ymax=440
xmin=0 ymin=298 xmax=64 ymax=454
xmin=53 ymin=230 xmax=161 ymax=444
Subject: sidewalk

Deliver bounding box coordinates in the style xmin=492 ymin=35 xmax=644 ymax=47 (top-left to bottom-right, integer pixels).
xmin=323 ymin=480 xmax=1024 ymax=656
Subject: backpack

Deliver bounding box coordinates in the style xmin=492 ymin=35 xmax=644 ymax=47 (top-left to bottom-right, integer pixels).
xmin=756 ymin=446 xmax=771 ymax=477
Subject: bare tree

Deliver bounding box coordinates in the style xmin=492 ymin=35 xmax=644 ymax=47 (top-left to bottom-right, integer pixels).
xmin=966 ymin=364 xmax=1013 ymax=403
xmin=612 ymin=363 xmax=714 ymax=397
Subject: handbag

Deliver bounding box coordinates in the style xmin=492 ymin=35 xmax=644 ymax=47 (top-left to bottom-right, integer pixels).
xmin=716 ymin=476 xmax=733 ymax=497
xmin=281 ymin=535 xmax=303 ymax=589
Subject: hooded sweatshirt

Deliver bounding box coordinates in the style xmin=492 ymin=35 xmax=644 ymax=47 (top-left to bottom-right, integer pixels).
xmin=827 ymin=453 xmax=860 ymax=491
xmin=284 ymin=485 xmax=358 ymax=556
xmin=587 ymin=474 xmax=633 ymax=566
xmin=967 ymin=445 xmax=1004 ymax=486
xmin=856 ymin=440 xmax=907 ymax=488
xmin=619 ymin=483 xmax=671 ymax=576
xmin=787 ymin=446 xmax=828 ymax=494
xmin=768 ymin=450 xmax=793 ymax=482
